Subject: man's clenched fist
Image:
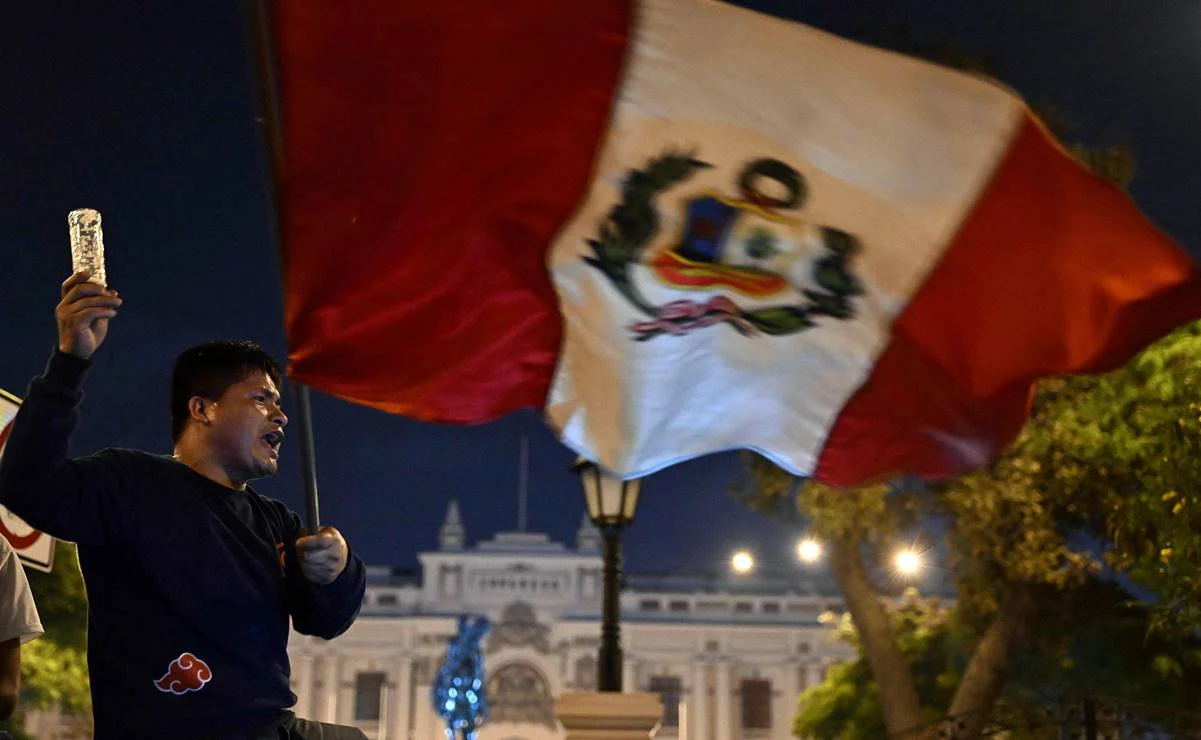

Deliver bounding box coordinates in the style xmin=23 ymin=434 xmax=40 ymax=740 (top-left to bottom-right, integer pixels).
xmin=57 ymin=271 xmax=121 ymax=360
xmin=296 ymin=527 xmax=349 ymax=585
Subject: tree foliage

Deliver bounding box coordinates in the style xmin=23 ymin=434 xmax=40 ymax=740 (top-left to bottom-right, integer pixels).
xmin=1013 ymin=323 xmax=1201 ymax=633
xmin=795 ymin=583 xmax=1201 ymax=740
xmin=795 ymin=599 xmax=960 ymax=740
xmin=0 ymin=542 xmax=92 ymax=738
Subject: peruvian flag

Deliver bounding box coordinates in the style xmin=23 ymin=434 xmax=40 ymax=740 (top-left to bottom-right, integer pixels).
xmin=274 ymin=0 xmax=1201 ymax=485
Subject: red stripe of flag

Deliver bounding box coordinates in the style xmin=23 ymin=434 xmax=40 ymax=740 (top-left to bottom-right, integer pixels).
xmin=815 ymin=116 xmax=1201 ymax=485
xmin=275 ymin=0 xmax=632 ymax=422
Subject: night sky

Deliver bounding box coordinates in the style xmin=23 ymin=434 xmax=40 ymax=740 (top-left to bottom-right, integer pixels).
xmin=2 ymin=2 xmax=1198 ymax=575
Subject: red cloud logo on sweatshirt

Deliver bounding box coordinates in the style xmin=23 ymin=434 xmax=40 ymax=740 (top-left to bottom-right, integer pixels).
xmin=153 ymin=652 xmax=213 ymax=695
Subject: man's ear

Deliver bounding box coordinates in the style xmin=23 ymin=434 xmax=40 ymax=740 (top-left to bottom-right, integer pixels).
xmin=188 ymin=396 xmax=213 ymax=425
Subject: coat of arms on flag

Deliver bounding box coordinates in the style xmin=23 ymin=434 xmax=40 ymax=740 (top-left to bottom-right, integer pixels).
xmin=585 ymin=152 xmax=863 ymax=340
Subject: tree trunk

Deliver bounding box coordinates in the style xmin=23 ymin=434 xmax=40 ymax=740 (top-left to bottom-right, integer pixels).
xmin=945 ymin=582 xmax=1037 ymax=738
xmin=828 ymin=534 xmax=927 ymax=739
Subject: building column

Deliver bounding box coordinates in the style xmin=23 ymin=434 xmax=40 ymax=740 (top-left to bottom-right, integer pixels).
xmin=314 ymin=656 xmax=340 ymax=724
xmin=292 ymin=654 xmax=315 ymax=719
xmin=386 ymin=655 xmax=413 ymax=740
xmin=776 ymin=665 xmax=801 ymax=740
xmin=338 ymin=661 xmax=357 ymax=725
xmin=623 ymin=658 xmax=639 ymax=693
xmin=714 ymin=662 xmax=733 ymax=740
xmin=690 ymin=662 xmax=709 ymax=740
xmin=414 ymin=679 xmax=434 ymax=740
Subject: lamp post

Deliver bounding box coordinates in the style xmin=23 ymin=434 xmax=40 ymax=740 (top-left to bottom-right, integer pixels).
xmin=573 ymin=458 xmax=642 ymax=693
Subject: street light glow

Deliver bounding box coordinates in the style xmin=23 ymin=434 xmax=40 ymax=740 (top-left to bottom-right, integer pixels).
xmin=731 ymin=551 xmax=755 ymax=574
xmin=796 ymin=538 xmax=823 ymax=563
xmin=893 ymin=548 xmax=924 ymax=577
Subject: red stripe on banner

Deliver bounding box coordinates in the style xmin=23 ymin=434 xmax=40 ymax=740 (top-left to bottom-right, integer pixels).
xmin=816 ymin=115 xmax=1201 ymax=486
xmin=276 ymin=1 xmax=632 ymax=422
xmin=0 ymin=518 xmax=42 ymax=551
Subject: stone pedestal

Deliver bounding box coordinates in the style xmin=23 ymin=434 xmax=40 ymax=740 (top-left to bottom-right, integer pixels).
xmin=555 ymin=691 xmax=663 ymax=740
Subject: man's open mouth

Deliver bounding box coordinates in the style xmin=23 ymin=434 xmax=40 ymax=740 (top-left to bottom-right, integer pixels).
xmin=262 ymin=430 xmax=284 ymax=452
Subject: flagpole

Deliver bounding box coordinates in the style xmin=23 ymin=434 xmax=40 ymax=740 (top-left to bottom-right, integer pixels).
xmin=518 ymin=434 xmax=529 ymax=532
xmin=245 ymin=0 xmax=321 ymax=532
xmin=294 ymin=385 xmax=321 ymax=532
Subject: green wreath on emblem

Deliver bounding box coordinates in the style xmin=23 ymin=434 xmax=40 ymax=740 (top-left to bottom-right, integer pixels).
xmin=584 ymin=151 xmax=863 ymax=340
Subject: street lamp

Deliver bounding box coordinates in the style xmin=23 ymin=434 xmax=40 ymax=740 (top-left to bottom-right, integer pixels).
xmin=574 ymin=458 xmax=643 ymax=693
xmin=893 ymin=547 xmax=924 ymax=578
xmin=730 ymin=550 xmax=756 ymax=574
xmin=796 ymin=537 xmax=823 ymax=564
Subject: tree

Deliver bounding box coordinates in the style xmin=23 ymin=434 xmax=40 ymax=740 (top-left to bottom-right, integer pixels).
xmin=793 ymin=579 xmax=1201 ymax=739
xmin=738 ymin=322 xmax=1201 ymax=738
xmin=0 ymin=542 xmax=92 ymax=739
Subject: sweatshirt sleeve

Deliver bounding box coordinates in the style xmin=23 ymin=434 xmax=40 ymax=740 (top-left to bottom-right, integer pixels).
xmin=280 ymin=509 xmax=366 ymax=640
xmin=0 ymin=352 xmax=135 ymax=545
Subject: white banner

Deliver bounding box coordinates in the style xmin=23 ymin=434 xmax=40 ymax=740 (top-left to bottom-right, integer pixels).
xmin=0 ymin=390 xmax=56 ymax=573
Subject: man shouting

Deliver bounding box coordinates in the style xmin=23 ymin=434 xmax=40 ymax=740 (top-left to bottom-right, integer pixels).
xmin=0 ymin=272 xmax=368 ymax=739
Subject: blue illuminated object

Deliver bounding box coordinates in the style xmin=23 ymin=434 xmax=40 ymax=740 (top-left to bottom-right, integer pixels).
xmin=432 ymin=615 xmax=492 ymax=740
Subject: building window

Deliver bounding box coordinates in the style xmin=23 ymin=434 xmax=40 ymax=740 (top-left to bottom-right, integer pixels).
xmin=762 ymin=601 xmax=781 ymax=614
xmin=733 ymin=601 xmax=754 ymax=613
xmin=354 ymin=672 xmax=386 ymax=721
xmin=669 ymin=600 xmax=689 ymax=612
xmin=377 ymin=593 xmax=398 ymax=606
xmin=648 ymin=675 xmax=682 ymax=727
xmin=639 ymin=599 xmax=661 ymax=611
xmin=740 ymin=678 xmax=772 ymax=730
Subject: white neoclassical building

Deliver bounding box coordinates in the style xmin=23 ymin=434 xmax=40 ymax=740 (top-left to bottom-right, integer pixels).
xmin=288 ymin=502 xmax=854 ymax=740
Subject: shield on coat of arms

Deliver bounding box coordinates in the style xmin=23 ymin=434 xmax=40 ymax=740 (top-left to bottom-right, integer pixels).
xmin=584 ymin=151 xmax=863 ymax=339
xmin=657 ymin=187 xmax=841 ymax=299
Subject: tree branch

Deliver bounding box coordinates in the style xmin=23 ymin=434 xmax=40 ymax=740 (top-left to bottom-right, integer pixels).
xmin=828 ymin=533 xmax=927 ymax=738
xmin=946 ymin=581 xmax=1038 ymax=737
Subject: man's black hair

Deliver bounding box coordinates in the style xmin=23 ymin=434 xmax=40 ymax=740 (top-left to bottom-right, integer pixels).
xmin=170 ymin=340 xmax=282 ymax=442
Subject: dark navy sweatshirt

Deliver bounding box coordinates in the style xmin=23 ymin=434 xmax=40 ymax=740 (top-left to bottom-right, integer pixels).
xmin=0 ymin=352 xmax=366 ymax=739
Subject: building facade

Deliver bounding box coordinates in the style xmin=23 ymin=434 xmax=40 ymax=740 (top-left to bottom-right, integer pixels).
xmin=288 ymin=502 xmax=853 ymax=740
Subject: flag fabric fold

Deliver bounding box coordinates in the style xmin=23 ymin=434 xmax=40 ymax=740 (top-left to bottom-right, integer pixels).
xmin=274 ymin=0 xmax=632 ymax=423
xmin=275 ymin=0 xmax=1201 ymax=485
